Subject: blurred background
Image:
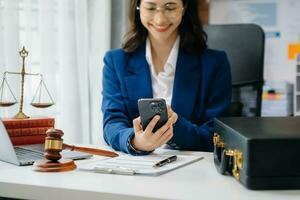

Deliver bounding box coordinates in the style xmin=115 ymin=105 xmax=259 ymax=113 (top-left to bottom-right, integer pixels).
xmin=0 ymin=0 xmax=299 ymax=144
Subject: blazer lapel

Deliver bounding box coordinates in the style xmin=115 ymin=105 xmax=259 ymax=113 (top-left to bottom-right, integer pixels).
xmin=124 ymin=46 xmax=153 ymax=101
xmin=172 ymin=51 xmax=202 ymax=119
xmin=124 ymin=46 xmax=202 ymax=119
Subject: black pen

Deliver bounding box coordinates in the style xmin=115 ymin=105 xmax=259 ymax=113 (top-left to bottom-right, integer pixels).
xmin=153 ymin=155 xmax=177 ymax=168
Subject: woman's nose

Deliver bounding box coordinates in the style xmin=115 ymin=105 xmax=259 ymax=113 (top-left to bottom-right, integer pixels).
xmin=153 ymin=11 xmax=169 ymax=25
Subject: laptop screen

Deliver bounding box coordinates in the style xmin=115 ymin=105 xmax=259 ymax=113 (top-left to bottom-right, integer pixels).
xmin=0 ymin=120 xmax=19 ymax=165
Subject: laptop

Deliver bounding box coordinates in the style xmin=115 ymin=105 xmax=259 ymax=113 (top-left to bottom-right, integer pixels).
xmin=0 ymin=120 xmax=92 ymax=166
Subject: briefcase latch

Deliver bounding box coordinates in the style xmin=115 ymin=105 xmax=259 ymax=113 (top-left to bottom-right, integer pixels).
xmin=213 ymin=133 xmax=243 ymax=181
xmin=213 ymin=133 xmax=224 ymax=148
xmin=225 ymin=149 xmax=243 ymax=181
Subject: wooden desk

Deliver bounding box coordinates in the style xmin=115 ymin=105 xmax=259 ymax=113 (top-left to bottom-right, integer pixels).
xmin=0 ymin=149 xmax=299 ymax=200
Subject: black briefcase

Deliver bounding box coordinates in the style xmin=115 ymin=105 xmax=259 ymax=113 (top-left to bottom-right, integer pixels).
xmin=213 ymin=117 xmax=300 ymax=190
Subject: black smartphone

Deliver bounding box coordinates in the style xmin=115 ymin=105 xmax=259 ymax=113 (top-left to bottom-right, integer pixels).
xmin=138 ymin=98 xmax=168 ymax=133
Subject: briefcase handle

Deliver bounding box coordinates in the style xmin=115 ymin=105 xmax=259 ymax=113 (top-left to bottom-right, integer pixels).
xmin=213 ymin=134 xmax=232 ymax=175
xmin=213 ymin=143 xmax=232 ymax=175
xmin=213 ymin=133 xmax=243 ymax=181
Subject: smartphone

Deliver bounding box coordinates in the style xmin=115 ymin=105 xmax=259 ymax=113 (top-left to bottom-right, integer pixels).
xmin=138 ymin=98 xmax=168 ymax=133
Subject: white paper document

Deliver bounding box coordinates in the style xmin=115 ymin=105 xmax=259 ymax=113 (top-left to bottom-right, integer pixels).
xmin=78 ymin=154 xmax=204 ymax=176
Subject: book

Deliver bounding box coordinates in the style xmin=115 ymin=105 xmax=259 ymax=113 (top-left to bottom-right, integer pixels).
xmin=6 ymin=127 xmax=53 ymax=137
xmin=78 ymin=154 xmax=204 ymax=176
xmin=10 ymin=134 xmax=46 ymax=145
xmin=2 ymin=117 xmax=55 ymax=129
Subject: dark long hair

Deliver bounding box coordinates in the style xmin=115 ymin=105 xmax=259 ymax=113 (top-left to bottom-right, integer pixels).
xmin=122 ymin=0 xmax=207 ymax=53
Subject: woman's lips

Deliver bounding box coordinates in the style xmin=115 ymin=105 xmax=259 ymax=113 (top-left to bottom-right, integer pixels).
xmin=153 ymin=25 xmax=171 ymax=32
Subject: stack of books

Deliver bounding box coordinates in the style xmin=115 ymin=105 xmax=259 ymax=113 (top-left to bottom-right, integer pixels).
xmin=262 ymin=81 xmax=293 ymax=116
xmin=2 ymin=117 xmax=55 ymax=145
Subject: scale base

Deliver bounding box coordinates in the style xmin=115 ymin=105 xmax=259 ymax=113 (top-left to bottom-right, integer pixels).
xmin=14 ymin=111 xmax=29 ymax=119
xmin=33 ymin=159 xmax=76 ymax=172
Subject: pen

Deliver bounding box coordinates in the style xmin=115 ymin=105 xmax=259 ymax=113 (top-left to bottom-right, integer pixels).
xmin=153 ymin=155 xmax=177 ymax=168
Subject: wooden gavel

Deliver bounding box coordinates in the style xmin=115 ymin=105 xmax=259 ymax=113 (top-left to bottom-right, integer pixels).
xmin=44 ymin=128 xmax=118 ymax=161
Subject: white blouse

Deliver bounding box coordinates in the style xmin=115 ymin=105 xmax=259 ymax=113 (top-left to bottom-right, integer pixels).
xmin=145 ymin=36 xmax=180 ymax=105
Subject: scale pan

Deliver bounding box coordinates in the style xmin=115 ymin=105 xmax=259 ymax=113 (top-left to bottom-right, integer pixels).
xmin=0 ymin=101 xmax=17 ymax=107
xmin=30 ymin=102 xmax=54 ymax=108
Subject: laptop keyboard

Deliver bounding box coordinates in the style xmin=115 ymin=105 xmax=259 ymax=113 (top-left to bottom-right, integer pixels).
xmin=14 ymin=147 xmax=44 ymax=161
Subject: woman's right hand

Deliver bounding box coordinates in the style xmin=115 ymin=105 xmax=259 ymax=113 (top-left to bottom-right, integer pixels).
xmin=131 ymin=115 xmax=174 ymax=152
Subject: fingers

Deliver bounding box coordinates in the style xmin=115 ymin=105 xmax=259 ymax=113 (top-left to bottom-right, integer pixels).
xmin=151 ymin=118 xmax=173 ymax=143
xmin=133 ymin=105 xmax=177 ymax=151
xmin=154 ymin=125 xmax=173 ymax=148
xmin=153 ymin=119 xmax=172 ymax=138
xmin=133 ymin=117 xmax=142 ymax=133
xmin=167 ymin=105 xmax=172 ymax=117
xmin=166 ymin=106 xmax=178 ymax=124
xmin=144 ymin=115 xmax=160 ymax=135
xmin=169 ymin=112 xmax=178 ymax=124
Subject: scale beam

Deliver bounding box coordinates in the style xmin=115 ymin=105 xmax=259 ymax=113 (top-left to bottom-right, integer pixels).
xmin=0 ymin=47 xmax=55 ymax=119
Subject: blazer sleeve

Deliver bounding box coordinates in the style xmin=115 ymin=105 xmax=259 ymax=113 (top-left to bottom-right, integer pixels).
xmin=171 ymin=52 xmax=232 ymax=152
xmin=101 ymin=51 xmax=134 ymax=154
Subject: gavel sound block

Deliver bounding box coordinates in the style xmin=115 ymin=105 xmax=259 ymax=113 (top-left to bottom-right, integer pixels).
xmin=34 ymin=128 xmax=118 ymax=172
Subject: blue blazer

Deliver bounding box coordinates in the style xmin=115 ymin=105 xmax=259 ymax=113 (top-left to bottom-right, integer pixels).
xmin=102 ymin=45 xmax=231 ymax=153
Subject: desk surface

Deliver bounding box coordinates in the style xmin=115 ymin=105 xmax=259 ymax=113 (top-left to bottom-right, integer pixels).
xmin=0 ymin=148 xmax=299 ymax=200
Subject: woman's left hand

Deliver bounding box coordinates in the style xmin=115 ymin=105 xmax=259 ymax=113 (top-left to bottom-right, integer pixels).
xmin=130 ymin=106 xmax=178 ymax=152
xmin=167 ymin=105 xmax=178 ymax=125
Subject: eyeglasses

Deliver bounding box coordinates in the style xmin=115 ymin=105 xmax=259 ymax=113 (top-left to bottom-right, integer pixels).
xmin=137 ymin=3 xmax=184 ymax=19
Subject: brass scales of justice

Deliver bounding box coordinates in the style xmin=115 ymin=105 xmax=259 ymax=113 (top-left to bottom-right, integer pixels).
xmin=0 ymin=47 xmax=118 ymax=172
xmin=0 ymin=46 xmax=54 ymax=119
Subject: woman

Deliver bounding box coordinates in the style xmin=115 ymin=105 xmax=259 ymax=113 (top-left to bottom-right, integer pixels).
xmin=102 ymin=0 xmax=231 ymax=155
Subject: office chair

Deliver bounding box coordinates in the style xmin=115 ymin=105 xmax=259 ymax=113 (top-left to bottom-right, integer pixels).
xmin=204 ymin=24 xmax=265 ymax=116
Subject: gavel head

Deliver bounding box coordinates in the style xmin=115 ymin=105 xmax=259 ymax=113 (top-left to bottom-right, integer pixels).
xmin=44 ymin=128 xmax=64 ymax=161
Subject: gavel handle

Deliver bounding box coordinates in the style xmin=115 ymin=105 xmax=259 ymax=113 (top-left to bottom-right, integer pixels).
xmin=63 ymin=143 xmax=118 ymax=158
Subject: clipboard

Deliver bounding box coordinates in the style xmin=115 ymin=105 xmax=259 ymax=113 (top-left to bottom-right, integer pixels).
xmin=78 ymin=154 xmax=204 ymax=176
